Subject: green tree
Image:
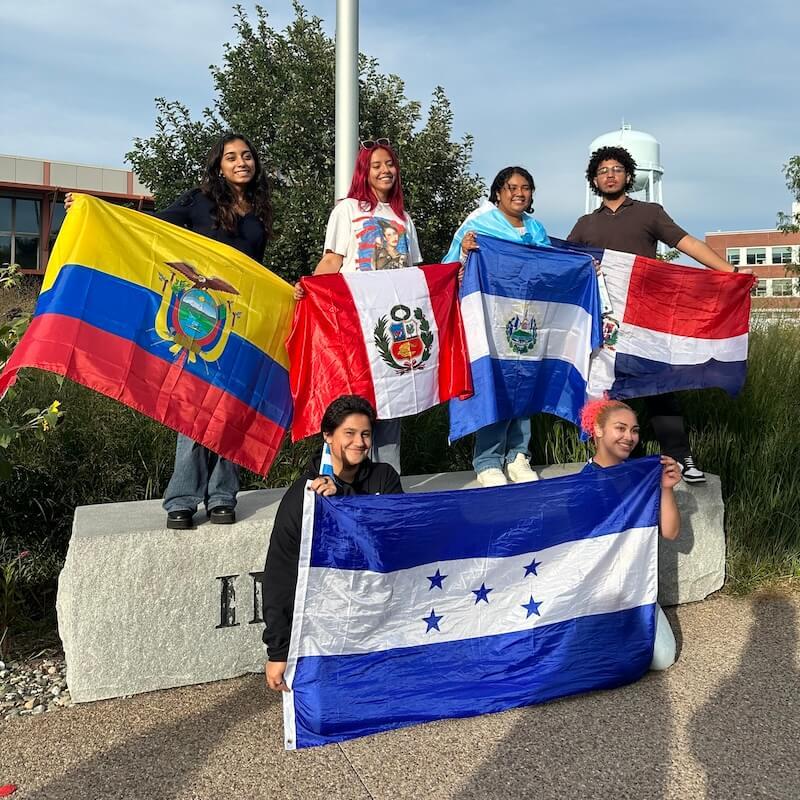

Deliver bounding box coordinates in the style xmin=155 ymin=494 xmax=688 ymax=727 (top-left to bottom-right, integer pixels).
xmin=127 ymin=2 xmax=484 ymax=283
xmin=776 ymin=155 xmax=800 ymax=234
xmin=775 ymin=156 xmax=799 ymax=277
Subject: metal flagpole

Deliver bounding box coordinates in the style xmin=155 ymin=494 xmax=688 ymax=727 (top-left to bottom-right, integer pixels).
xmin=335 ymin=0 xmax=359 ymax=201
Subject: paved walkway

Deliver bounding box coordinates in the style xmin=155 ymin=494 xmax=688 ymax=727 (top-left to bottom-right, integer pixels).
xmin=1 ymin=592 xmax=798 ymax=800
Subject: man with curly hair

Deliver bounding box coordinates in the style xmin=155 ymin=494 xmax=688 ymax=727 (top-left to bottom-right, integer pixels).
xmin=567 ymin=145 xmax=745 ymax=484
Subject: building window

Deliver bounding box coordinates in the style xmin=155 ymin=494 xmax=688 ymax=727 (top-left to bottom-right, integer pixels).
xmin=0 ymin=197 xmax=41 ymax=269
xmin=746 ymin=247 xmax=767 ymax=265
xmin=771 ymin=278 xmax=794 ymax=297
xmin=48 ymin=201 xmax=67 ymax=251
xmin=726 ymin=248 xmax=740 ymax=265
xmin=752 ymin=279 xmax=768 ymax=297
xmin=771 ymin=246 xmax=793 ymax=265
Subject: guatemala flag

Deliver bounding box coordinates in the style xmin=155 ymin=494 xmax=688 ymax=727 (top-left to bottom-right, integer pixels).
xmin=282 ymin=457 xmax=661 ymax=749
xmin=551 ymin=238 xmax=756 ymax=400
xmin=449 ymin=234 xmax=603 ymax=440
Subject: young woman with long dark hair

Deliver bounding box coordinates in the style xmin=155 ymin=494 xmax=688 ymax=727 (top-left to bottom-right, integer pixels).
xmin=69 ymin=133 xmax=273 ymax=529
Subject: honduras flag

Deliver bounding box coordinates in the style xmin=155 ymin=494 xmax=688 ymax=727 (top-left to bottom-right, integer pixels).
xmin=449 ymin=234 xmax=603 ymax=440
xmin=282 ymin=457 xmax=661 ymax=749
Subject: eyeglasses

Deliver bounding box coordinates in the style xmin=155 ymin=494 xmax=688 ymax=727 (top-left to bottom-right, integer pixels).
xmin=596 ymin=166 xmax=626 ymax=176
xmin=360 ymin=138 xmax=391 ymax=150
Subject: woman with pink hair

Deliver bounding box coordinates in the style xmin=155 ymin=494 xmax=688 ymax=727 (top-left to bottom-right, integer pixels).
xmin=295 ymin=139 xmax=423 ymax=473
xmin=580 ymin=397 xmax=682 ymax=670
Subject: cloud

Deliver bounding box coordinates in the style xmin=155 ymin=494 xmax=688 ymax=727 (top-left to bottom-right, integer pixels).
xmin=1 ymin=0 xmax=797 ymax=237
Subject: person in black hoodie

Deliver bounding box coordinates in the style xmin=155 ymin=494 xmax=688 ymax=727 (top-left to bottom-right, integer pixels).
xmin=263 ymin=394 xmax=403 ymax=692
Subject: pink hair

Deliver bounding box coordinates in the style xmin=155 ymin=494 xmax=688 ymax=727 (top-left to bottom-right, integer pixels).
xmin=580 ymin=398 xmax=636 ymax=438
xmin=346 ymin=143 xmax=406 ymax=219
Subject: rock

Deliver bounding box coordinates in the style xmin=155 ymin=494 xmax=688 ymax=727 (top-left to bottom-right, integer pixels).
xmin=23 ymin=698 xmax=35 ymax=710
xmin=50 ymin=686 xmax=61 ymax=696
xmin=56 ymin=468 xmax=726 ymax=703
xmin=32 ymin=704 xmax=45 ymax=714
xmin=0 ymin=669 xmax=8 ymax=679
xmin=47 ymin=666 xmax=58 ymax=675
xmin=5 ymin=709 xmax=20 ymax=719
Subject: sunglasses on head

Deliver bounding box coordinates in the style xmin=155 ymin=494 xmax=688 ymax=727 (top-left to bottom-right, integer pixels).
xmin=359 ymin=137 xmax=391 ymax=150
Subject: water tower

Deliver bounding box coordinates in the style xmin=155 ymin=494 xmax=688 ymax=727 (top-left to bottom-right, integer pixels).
xmin=585 ymin=122 xmax=664 ymax=214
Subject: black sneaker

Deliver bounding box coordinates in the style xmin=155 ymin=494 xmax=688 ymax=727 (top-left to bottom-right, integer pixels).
xmin=680 ymin=456 xmax=706 ymax=484
xmin=208 ymin=506 xmax=236 ymax=524
xmin=166 ymin=509 xmax=194 ymax=530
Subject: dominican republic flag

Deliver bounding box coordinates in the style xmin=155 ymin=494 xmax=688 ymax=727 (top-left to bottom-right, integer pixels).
xmin=551 ymin=239 xmax=756 ymax=400
xmin=449 ymin=235 xmax=603 ymax=440
xmin=283 ymin=457 xmax=662 ymax=749
xmin=288 ymin=263 xmax=472 ymax=440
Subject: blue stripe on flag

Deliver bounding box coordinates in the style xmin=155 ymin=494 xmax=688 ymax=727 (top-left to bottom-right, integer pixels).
xmin=310 ymin=457 xmax=661 ymax=572
xmin=290 ymin=603 xmax=656 ymax=748
xmin=448 ymin=355 xmax=588 ymax=441
xmin=611 ymin=353 xmax=748 ymax=399
xmin=35 ymin=264 xmax=293 ymax=428
xmin=462 ymin=235 xmax=598 ymax=314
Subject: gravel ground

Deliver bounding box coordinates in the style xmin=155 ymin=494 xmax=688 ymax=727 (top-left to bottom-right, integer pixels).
xmin=0 ymin=592 xmax=798 ymax=800
xmin=0 ymin=652 xmax=72 ymax=723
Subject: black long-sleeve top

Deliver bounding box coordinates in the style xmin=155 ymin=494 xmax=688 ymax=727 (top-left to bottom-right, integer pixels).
xmin=157 ymin=188 xmax=267 ymax=263
xmin=262 ymin=457 xmax=404 ymax=661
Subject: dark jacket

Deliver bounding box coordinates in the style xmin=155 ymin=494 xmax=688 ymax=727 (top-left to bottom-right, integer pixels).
xmin=262 ymin=457 xmax=403 ymax=661
xmin=157 ymin=188 xmax=267 ymax=263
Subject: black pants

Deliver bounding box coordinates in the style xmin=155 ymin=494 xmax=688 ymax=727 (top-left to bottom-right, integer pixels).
xmin=641 ymin=393 xmax=692 ymax=463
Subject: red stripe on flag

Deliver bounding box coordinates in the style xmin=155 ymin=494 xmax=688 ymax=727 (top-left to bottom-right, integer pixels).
xmin=622 ymin=257 xmax=754 ymax=339
xmin=420 ymin=262 xmax=473 ymax=403
xmin=0 ymin=314 xmax=286 ymax=475
xmin=287 ymin=273 xmax=377 ymax=441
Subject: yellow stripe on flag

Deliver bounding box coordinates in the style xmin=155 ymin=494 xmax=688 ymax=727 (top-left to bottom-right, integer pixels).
xmin=45 ymin=194 xmax=295 ymax=369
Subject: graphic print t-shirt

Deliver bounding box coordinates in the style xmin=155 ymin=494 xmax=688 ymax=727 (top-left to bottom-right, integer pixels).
xmin=323 ymin=198 xmax=423 ymax=273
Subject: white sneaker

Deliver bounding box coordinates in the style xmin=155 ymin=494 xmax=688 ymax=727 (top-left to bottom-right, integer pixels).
xmin=679 ymin=456 xmax=706 ymax=484
xmin=476 ymin=467 xmax=508 ymax=487
xmin=506 ymin=453 xmax=540 ymax=483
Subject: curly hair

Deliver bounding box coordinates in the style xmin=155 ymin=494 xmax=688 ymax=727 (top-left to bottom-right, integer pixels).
xmin=586 ymin=146 xmax=637 ymax=197
xmin=489 ymin=166 xmax=536 ymax=213
xmin=321 ymin=395 xmax=377 ymax=435
xmin=580 ymin=398 xmax=635 ymax=438
xmin=347 ymin=142 xmax=406 ymax=219
xmin=200 ymin=133 xmax=273 ymax=239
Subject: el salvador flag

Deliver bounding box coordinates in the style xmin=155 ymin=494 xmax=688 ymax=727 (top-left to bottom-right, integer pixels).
xmin=282 ymin=457 xmax=661 ymax=749
xmin=449 ymin=234 xmax=603 ymax=441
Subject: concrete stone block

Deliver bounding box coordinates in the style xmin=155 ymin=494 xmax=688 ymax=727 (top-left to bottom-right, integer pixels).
xmin=57 ymin=466 xmax=724 ymax=703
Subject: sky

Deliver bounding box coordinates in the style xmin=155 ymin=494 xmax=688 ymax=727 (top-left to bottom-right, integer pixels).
xmin=3 ymin=0 xmax=798 ymax=241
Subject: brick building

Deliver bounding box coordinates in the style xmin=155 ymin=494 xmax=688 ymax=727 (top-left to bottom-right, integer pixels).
xmin=705 ymin=203 xmax=800 ymax=311
xmin=1 ymin=153 xmax=153 ymax=275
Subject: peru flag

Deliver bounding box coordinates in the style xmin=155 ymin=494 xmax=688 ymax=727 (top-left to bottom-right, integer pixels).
xmin=571 ymin=247 xmax=756 ymax=399
xmin=288 ymin=263 xmax=472 ymax=440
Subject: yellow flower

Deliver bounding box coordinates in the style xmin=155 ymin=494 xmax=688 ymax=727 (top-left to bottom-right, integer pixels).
xmin=48 ymin=401 xmax=61 ymax=414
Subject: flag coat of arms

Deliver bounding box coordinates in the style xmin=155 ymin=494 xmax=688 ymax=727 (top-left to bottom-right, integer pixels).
xmin=551 ymin=239 xmax=756 ymax=400
xmin=0 ymin=194 xmax=295 ymax=475
xmin=449 ymin=235 xmax=603 ymax=441
xmin=283 ymin=457 xmax=662 ymax=749
xmin=288 ymin=263 xmax=472 ymax=440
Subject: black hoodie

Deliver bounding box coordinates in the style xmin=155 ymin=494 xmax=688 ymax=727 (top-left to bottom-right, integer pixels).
xmin=262 ymin=456 xmax=403 ymax=661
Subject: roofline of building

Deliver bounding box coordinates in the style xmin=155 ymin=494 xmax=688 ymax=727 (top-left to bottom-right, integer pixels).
xmin=0 ymin=152 xmax=136 ymax=175
xmin=0 ymin=179 xmax=153 ymax=202
xmin=705 ymin=228 xmax=787 ymax=236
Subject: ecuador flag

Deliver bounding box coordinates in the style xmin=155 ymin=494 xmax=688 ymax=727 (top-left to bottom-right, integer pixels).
xmin=0 ymin=194 xmax=295 ymax=475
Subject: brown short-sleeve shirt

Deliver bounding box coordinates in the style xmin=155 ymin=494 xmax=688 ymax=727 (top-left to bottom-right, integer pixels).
xmin=566 ymin=198 xmax=688 ymax=259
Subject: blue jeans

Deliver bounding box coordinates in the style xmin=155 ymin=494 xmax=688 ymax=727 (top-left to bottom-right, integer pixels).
xmin=162 ymin=434 xmax=240 ymax=513
xmin=370 ymin=418 xmax=402 ymax=475
xmin=473 ymin=417 xmax=531 ymax=474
